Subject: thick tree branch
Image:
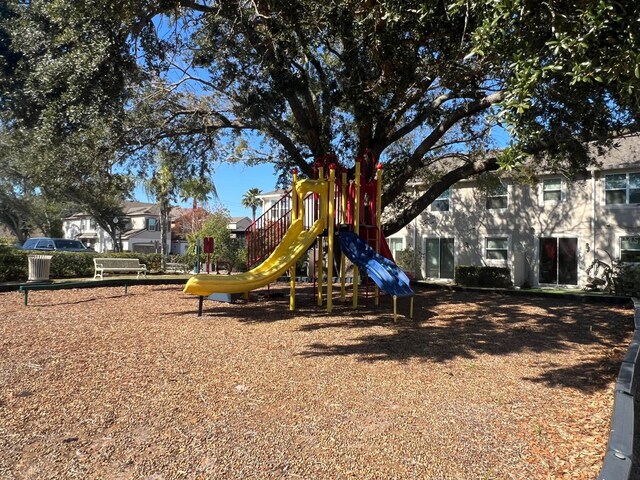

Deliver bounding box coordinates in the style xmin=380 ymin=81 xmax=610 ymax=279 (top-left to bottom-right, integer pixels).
xmin=384 ymin=93 xmax=453 ymax=147
xmin=382 ymin=155 xmax=500 ymax=234
xmin=383 ymin=91 xmax=504 ymax=205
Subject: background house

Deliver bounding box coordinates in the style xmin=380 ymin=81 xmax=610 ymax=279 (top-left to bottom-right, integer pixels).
xmin=388 ymin=134 xmax=640 ymax=288
xmin=63 ymin=203 xmax=253 ymax=255
xmin=63 ymin=201 xmax=168 ymax=253
xmin=258 ymin=189 xmax=291 ymax=220
xmin=229 ymin=217 xmax=251 ymax=242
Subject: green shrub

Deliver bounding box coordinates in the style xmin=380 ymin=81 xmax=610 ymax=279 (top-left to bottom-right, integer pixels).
xmin=0 ymin=246 xmax=29 ymax=282
xmin=613 ymin=262 xmax=640 ymax=296
xmin=50 ymin=252 xmax=97 ymax=278
xmin=455 ymin=265 xmax=512 ymax=288
xmin=479 ymin=266 xmax=513 ymax=288
xmin=0 ymin=249 xmax=172 ymax=282
xmin=0 ymin=236 xmax=18 ymax=246
xmin=395 ymin=247 xmax=416 ymax=273
xmin=172 ymin=253 xmax=197 ymax=272
xmin=455 ymin=265 xmax=480 ymax=287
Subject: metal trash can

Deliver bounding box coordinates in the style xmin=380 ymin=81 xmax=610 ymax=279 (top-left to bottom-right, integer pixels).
xmin=27 ymin=255 xmax=53 ymax=283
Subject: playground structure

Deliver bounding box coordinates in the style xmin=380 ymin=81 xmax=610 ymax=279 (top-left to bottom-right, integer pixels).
xmin=183 ymin=153 xmax=414 ymax=320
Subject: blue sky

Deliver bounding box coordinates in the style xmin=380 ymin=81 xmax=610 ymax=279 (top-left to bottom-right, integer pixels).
xmin=134 ymin=123 xmax=513 ymax=218
xmin=133 ymin=17 xmax=514 ymax=220
xmin=135 ymin=161 xmax=279 ymax=218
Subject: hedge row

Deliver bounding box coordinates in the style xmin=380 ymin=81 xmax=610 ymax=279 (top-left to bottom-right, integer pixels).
xmin=0 ymin=246 xmax=167 ymax=282
xmin=455 ymin=265 xmax=513 ymax=288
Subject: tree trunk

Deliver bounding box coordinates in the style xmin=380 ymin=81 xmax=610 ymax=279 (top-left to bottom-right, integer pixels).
xmin=110 ymin=231 xmax=120 ymax=252
xmin=160 ymin=197 xmax=170 ymax=271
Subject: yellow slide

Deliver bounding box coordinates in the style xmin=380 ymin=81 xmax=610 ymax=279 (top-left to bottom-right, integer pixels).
xmin=183 ymin=178 xmax=328 ymax=297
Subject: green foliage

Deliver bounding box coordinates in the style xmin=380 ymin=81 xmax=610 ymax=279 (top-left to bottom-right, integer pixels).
xmin=0 ymin=237 xmax=16 ymax=246
xmin=242 ymin=188 xmax=262 ymax=222
xmin=458 ymin=0 xmax=640 ymax=169
xmin=613 ymin=263 xmax=640 ymax=296
xmin=0 ymin=249 xmax=167 ymax=282
xmin=0 ymin=0 xmax=137 ymax=134
xmin=1 ymin=0 xmax=637 ymax=239
xmin=455 ymin=265 xmax=513 ymax=288
xmin=0 ymin=245 xmax=28 ymax=282
xmin=49 ymin=252 xmax=97 ymax=279
xmin=189 ymin=208 xmax=246 ymax=272
xmin=395 ymin=247 xmax=416 ymax=273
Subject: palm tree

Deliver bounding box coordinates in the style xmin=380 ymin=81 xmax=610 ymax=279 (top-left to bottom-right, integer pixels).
xmin=242 ymin=188 xmax=262 ymax=223
xmin=143 ymin=153 xmax=176 ymax=270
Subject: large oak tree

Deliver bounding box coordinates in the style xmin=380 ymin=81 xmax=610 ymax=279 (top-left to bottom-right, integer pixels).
xmin=0 ymin=0 xmax=637 ymax=234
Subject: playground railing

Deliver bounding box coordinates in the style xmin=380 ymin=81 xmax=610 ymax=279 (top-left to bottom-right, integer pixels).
xmin=245 ymin=190 xmax=321 ymax=269
xmin=245 ymin=176 xmax=346 ymax=270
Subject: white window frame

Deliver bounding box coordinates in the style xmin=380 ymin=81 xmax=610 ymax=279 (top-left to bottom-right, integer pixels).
xmin=388 ymin=237 xmax=405 ymax=257
xmin=618 ymin=234 xmax=640 ymax=263
xmin=431 ymin=188 xmax=451 ymax=212
xmin=604 ymin=172 xmax=640 ymax=205
xmin=147 ymin=218 xmax=158 ymax=231
xmin=486 ymin=182 xmax=508 ymax=210
xmin=484 ymin=236 xmax=510 ymax=265
xmin=540 ymin=177 xmax=565 ymax=204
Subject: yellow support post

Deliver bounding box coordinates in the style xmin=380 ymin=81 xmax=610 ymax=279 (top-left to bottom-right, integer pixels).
xmin=340 ymin=171 xmax=348 ymax=300
xmin=352 ymin=160 xmax=361 ymax=309
xmin=410 ymin=297 xmax=414 ymax=319
xmin=393 ymin=295 xmax=398 ymax=322
xmin=290 ymin=169 xmax=298 ymax=311
xmin=327 ymin=167 xmax=335 ymax=313
xmin=317 ymin=166 xmax=324 ymax=307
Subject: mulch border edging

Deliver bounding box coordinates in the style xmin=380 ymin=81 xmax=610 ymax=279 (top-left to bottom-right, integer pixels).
xmin=598 ymin=297 xmax=640 ymax=479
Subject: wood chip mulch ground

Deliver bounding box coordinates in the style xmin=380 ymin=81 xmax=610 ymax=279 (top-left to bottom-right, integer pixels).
xmin=0 ymin=284 xmax=634 ymax=479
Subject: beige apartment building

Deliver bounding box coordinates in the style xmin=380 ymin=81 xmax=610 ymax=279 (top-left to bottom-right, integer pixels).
xmin=388 ymin=134 xmax=640 ymax=288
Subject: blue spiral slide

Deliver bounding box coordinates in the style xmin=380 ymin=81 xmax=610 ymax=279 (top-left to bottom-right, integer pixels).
xmin=338 ymin=231 xmax=414 ymax=298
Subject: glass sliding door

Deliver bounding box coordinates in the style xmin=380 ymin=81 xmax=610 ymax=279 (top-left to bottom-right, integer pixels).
xmin=539 ymin=237 xmax=578 ymax=285
xmin=558 ymin=238 xmax=578 ymax=284
xmin=425 ymin=238 xmax=455 ymax=279
xmin=425 ymin=239 xmax=440 ymax=278
xmin=440 ymin=238 xmax=455 ymax=279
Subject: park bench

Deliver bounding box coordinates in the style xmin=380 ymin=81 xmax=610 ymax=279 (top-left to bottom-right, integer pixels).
xmin=93 ymin=258 xmax=147 ymax=280
xmin=165 ymin=262 xmax=190 ymax=274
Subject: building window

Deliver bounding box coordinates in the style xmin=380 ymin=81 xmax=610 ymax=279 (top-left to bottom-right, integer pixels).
xmin=388 ymin=238 xmax=404 ymax=258
xmin=80 ymin=219 xmax=86 ymax=230
xmin=542 ymin=178 xmax=563 ymax=202
xmin=485 ymin=237 xmax=508 ymax=261
xmin=605 ymin=173 xmax=640 ymax=205
xmin=621 ymin=236 xmax=640 ymax=262
xmin=90 ymin=219 xmax=97 ymax=230
xmin=147 ymin=218 xmax=158 ymax=231
xmin=486 ymin=183 xmax=508 ymax=209
xmin=431 ymin=188 xmax=450 ymax=212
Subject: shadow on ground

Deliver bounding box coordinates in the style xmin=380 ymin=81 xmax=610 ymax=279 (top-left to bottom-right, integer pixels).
xmin=180 ymin=284 xmax=633 ymax=393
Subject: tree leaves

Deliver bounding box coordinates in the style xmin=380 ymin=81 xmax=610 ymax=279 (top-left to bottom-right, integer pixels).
xmin=1 ymin=0 xmax=638 ymax=236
